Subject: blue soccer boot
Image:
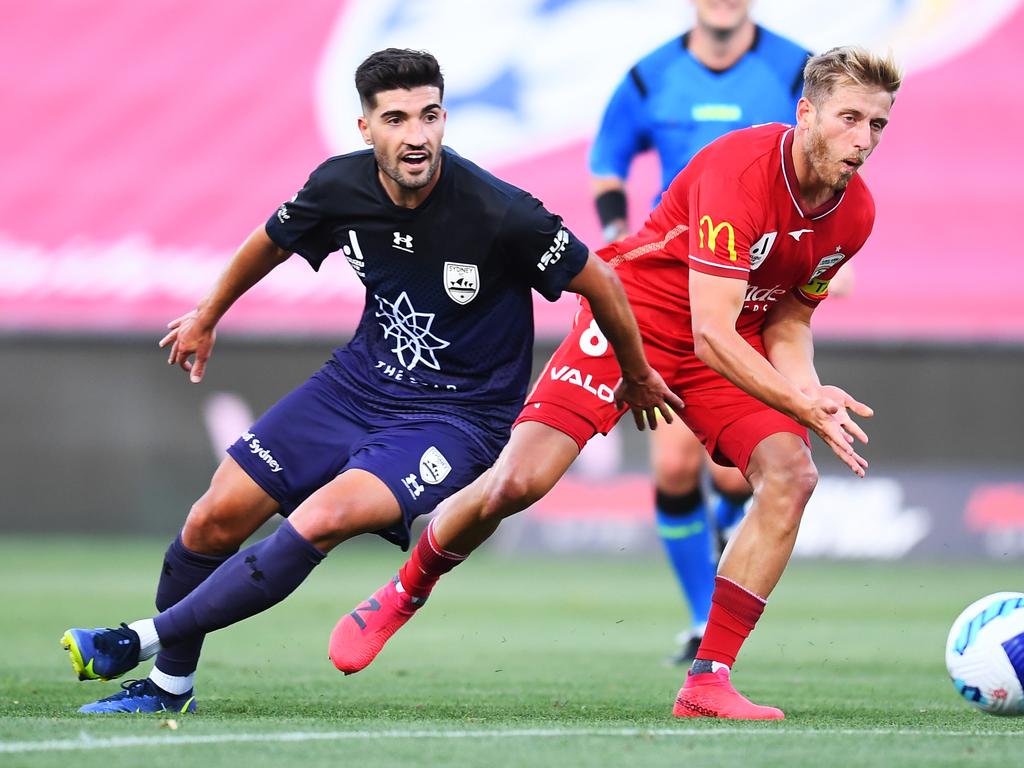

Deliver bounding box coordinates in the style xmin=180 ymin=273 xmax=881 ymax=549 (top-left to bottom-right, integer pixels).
xmin=78 ymin=678 xmax=196 ymax=714
xmin=61 ymin=624 xmax=141 ymax=681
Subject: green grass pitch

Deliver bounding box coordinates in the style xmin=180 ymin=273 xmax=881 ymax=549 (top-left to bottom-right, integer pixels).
xmin=0 ymin=536 xmax=1020 ymax=767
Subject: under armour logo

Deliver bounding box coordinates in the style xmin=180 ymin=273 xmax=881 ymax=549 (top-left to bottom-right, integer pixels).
xmin=393 ymin=232 xmax=414 ymax=252
xmin=244 ymin=554 xmax=264 ymax=582
xmin=349 ymin=597 xmax=382 ymax=629
xmin=402 ymin=473 xmax=425 ymax=498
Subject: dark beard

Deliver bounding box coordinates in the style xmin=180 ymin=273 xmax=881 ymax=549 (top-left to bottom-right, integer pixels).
xmin=377 ymin=151 xmax=438 ymax=192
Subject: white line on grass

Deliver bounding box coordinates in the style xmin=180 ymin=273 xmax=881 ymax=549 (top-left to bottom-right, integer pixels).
xmin=2 ymin=727 xmax=1023 ymax=753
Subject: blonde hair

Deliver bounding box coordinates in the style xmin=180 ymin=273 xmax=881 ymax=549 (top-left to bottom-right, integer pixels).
xmin=802 ymin=46 xmax=902 ymax=106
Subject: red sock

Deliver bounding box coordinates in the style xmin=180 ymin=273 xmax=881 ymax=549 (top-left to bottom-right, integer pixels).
xmin=696 ymin=576 xmax=767 ymax=667
xmin=397 ymin=520 xmax=467 ymax=599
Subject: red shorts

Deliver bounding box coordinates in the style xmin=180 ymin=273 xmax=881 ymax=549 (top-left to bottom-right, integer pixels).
xmin=514 ymin=307 xmax=809 ymax=475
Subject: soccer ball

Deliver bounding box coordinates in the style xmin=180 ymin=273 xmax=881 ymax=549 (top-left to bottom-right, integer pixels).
xmin=945 ymin=592 xmax=1024 ymax=715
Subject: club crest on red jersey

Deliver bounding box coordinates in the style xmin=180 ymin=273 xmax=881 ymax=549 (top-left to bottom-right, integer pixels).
xmin=811 ymin=249 xmax=846 ymax=279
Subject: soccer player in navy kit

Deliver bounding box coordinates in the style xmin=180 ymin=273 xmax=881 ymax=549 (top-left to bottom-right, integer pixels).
xmin=61 ymin=48 xmax=682 ymax=714
xmin=590 ymin=0 xmax=811 ymax=664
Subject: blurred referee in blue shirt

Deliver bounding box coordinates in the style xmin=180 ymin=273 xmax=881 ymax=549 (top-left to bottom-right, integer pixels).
xmin=589 ymin=0 xmax=810 ymax=665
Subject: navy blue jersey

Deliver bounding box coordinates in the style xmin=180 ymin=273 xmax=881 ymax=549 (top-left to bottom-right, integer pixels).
xmin=590 ymin=26 xmax=810 ymax=201
xmin=265 ymin=147 xmax=588 ymax=448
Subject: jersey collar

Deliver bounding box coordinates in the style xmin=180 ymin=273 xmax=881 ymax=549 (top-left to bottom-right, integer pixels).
xmin=681 ymin=25 xmax=761 ymax=75
xmin=373 ymin=148 xmax=451 ymax=214
xmin=780 ymin=128 xmax=846 ymax=221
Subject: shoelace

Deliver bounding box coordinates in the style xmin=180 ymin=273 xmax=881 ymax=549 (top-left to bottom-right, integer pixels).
xmin=93 ymin=623 xmax=137 ymax=656
xmin=116 ymin=678 xmax=149 ymax=696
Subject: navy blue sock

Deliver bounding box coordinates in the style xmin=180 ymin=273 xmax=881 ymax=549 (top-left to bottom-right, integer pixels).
xmin=655 ymin=489 xmax=714 ymax=630
xmin=151 ymin=533 xmax=234 ymax=677
xmin=154 ymin=519 xmax=325 ymax=647
xmin=712 ymin=487 xmax=751 ymax=533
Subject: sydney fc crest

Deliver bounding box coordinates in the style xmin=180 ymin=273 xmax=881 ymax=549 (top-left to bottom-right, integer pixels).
xmin=444 ymin=262 xmax=479 ymax=305
xmin=420 ymin=446 xmax=452 ymax=485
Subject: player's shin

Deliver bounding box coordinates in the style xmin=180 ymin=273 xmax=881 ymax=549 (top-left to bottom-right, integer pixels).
xmin=151 ymin=532 xmax=234 ymax=682
xmin=153 ymin=519 xmax=325 ymax=646
xmin=675 ymin=575 xmax=784 ymax=720
xmin=655 ymin=489 xmax=714 ymax=630
xmin=692 ymin=575 xmax=767 ymax=668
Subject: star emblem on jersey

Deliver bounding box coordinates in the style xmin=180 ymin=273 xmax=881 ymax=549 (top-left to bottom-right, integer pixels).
xmin=444 ymin=262 xmax=479 ymax=305
xmin=374 ymin=291 xmax=450 ymax=370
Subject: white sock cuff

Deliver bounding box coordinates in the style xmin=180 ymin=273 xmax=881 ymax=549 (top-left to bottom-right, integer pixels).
xmin=149 ymin=666 xmax=195 ymax=695
xmin=127 ymin=618 xmax=162 ymax=660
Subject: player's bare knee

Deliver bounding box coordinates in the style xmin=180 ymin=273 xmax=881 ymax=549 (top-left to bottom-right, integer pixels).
xmin=182 ymin=498 xmax=244 ymax=555
xmin=652 ymin=454 xmax=702 ymax=490
xmin=302 ymin=500 xmax=379 ymax=545
xmin=754 ymin=457 xmax=818 ymax=510
xmin=710 ymin=466 xmax=751 ymax=497
xmin=481 ymin=470 xmax=544 ymax=521
xmin=652 ymin=439 xmax=702 ymax=483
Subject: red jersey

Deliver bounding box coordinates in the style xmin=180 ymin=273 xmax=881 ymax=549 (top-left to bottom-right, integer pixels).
xmin=604 ymin=123 xmax=875 ymax=362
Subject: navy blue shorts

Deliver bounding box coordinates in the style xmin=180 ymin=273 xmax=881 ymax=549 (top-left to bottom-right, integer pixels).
xmin=227 ymin=366 xmax=501 ymax=549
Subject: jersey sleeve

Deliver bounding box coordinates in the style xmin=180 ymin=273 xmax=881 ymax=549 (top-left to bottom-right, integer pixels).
xmin=686 ymin=172 xmax=762 ymax=281
xmin=501 ymin=194 xmax=589 ymax=301
xmin=588 ymin=72 xmax=650 ymax=178
xmin=264 ymin=161 xmax=340 ymax=271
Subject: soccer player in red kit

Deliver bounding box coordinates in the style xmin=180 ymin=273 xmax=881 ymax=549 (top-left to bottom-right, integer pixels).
xmin=331 ymin=46 xmax=902 ymax=720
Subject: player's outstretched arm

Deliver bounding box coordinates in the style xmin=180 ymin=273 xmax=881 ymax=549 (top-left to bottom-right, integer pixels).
xmin=689 ymin=270 xmax=869 ymax=476
xmin=761 ymin=293 xmax=872 ymax=476
xmin=566 ymin=254 xmax=683 ymax=430
xmin=159 ymin=225 xmax=291 ymax=383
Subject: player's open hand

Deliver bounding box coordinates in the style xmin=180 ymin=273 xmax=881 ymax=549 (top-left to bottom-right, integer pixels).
xmin=802 ymin=385 xmax=873 ymax=477
xmin=613 ymin=367 xmax=685 ymax=432
xmin=158 ymin=309 xmax=216 ymax=383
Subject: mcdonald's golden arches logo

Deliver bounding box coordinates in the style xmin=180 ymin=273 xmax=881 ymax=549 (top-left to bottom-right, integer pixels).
xmin=698 ymin=215 xmax=738 ymax=261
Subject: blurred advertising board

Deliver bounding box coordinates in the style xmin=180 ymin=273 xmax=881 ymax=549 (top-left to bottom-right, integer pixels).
xmin=2 ymin=0 xmax=1022 ymax=340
